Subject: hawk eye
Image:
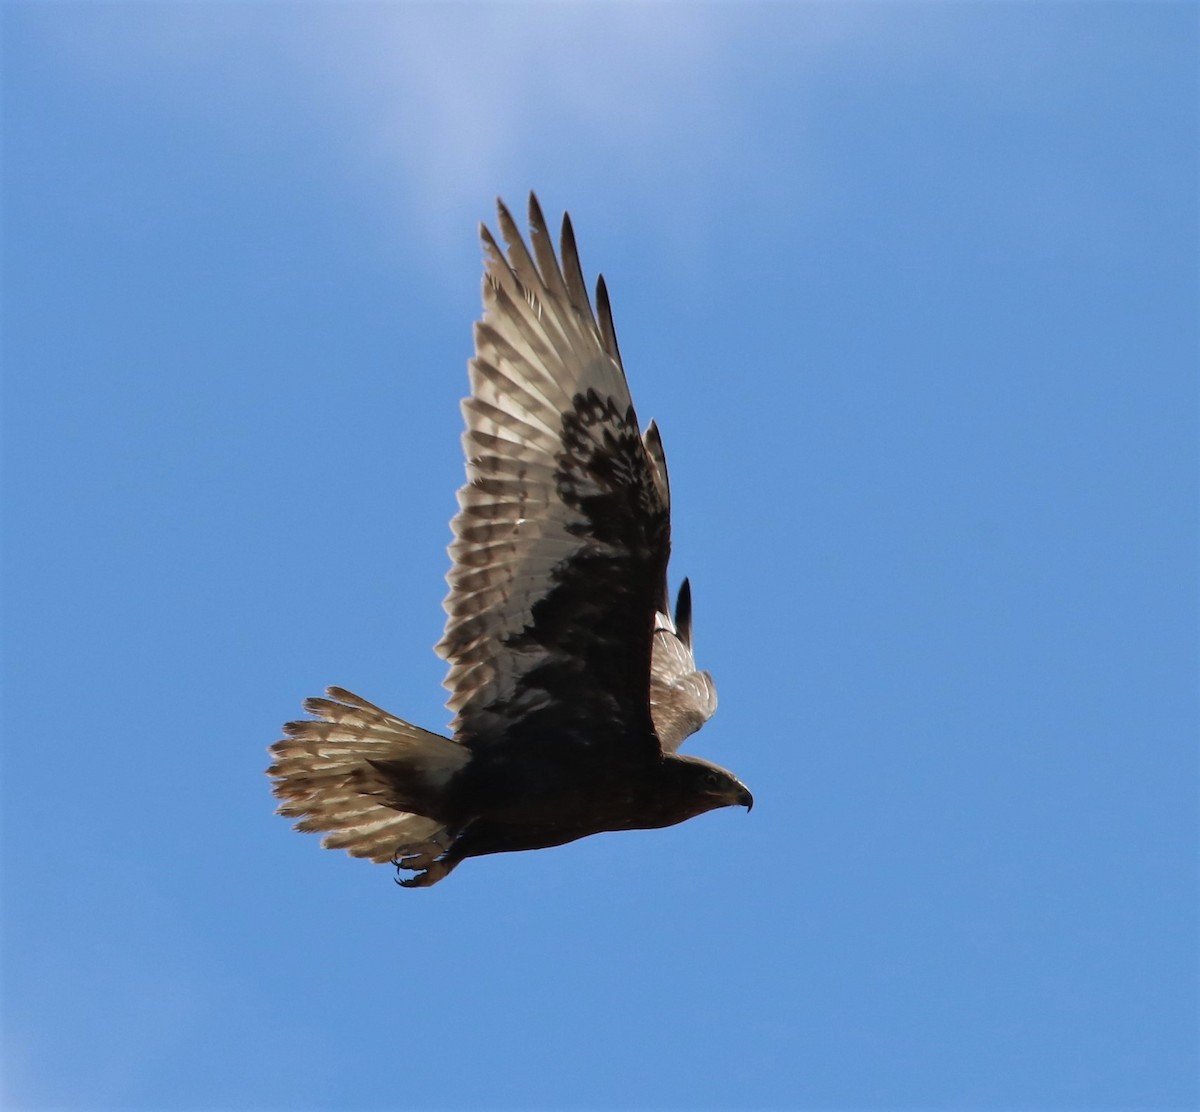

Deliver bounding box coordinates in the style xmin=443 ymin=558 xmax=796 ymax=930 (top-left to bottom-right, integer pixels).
xmin=704 ymin=771 xmax=720 ymax=789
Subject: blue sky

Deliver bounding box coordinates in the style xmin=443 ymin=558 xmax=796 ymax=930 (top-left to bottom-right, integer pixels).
xmin=3 ymin=3 xmax=1196 ymax=1109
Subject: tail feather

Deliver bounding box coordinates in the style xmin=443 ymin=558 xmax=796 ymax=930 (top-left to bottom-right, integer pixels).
xmin=302 ymin=686 xmax=405 ymax=725
xmin=267 ymin=687 xmax=468 ymax=863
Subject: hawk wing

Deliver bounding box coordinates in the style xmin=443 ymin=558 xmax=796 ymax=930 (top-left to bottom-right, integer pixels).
xmin=640 ymin=421 xmax=718 ymax=751
xmin=437 ymin=194 xmax=670 ymax=754
xmin=650 ymin=578 xmax=718 ymax=752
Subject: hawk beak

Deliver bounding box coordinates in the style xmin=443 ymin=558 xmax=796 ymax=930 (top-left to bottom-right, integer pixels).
xmin=736 ymin=784 xmax=754 ymax=812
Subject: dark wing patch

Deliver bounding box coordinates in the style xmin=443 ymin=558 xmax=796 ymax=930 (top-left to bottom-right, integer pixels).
xmin=437 ymin=195 xmax=669 ymax=753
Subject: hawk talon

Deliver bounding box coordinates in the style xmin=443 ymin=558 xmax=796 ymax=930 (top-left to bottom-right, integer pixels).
xmin=390 ymin=832 xmax=451 ymax=872
xmin=394 ymin=859 xmax=453 ymax=888
xmin=392 ymin=831 xmax=457 ymax=886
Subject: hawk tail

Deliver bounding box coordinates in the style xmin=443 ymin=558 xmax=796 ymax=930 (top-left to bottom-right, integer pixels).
xmin=267 ymin=687 xmax=468 ymax=863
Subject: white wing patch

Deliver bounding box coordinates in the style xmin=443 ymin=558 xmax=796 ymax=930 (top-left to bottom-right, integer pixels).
xmin=649 ymin=597 xmax=718 ymax=752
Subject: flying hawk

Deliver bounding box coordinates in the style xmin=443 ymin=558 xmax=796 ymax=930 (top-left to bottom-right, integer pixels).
xmin=268 ymin=194 xmax=751 ymax=887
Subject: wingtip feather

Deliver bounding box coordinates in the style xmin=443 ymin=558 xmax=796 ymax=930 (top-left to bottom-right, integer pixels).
xmin=675 ymin=578 xmax=693 ymax=647
xmin=595 ymin=274 xmax=622 ymax=367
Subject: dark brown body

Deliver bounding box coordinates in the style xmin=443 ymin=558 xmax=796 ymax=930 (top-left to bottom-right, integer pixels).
xmin=378 ymin=722 xmax=752 ymax=869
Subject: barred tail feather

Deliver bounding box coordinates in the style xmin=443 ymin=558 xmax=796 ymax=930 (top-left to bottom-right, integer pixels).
xmin=267 ymin=687 xmax=468 ymax=863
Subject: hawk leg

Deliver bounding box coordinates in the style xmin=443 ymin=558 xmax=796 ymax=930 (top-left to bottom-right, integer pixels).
xmin=391 ymin=831 xmax=459 ymax=888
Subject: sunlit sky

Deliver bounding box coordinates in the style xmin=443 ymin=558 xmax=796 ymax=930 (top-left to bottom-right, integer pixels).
xmin=4 ymin=4 xmax=1196 ymax=1109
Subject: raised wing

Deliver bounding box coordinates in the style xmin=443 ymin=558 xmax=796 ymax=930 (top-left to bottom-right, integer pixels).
xmin=650 ymin=578 xmax=718 ymax=751
xmin=437 ymin=194 xmax=670 ymax=753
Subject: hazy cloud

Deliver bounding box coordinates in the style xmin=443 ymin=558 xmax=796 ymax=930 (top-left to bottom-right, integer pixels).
xmin=28 ymin=4 xmax=887 ymax=253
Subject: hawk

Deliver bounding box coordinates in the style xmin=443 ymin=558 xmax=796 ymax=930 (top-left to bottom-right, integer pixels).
xmin=268 ymin=194 xmax=751 ymax=887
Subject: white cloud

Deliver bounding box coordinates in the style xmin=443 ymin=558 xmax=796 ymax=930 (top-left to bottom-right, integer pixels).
xmin=35 ymin=4 xmax=1090 ymax=286
xmin=28 ymin=3 xmax=884 ymax=258
xmin=271 ymin=5 xmax=744 ymax=251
